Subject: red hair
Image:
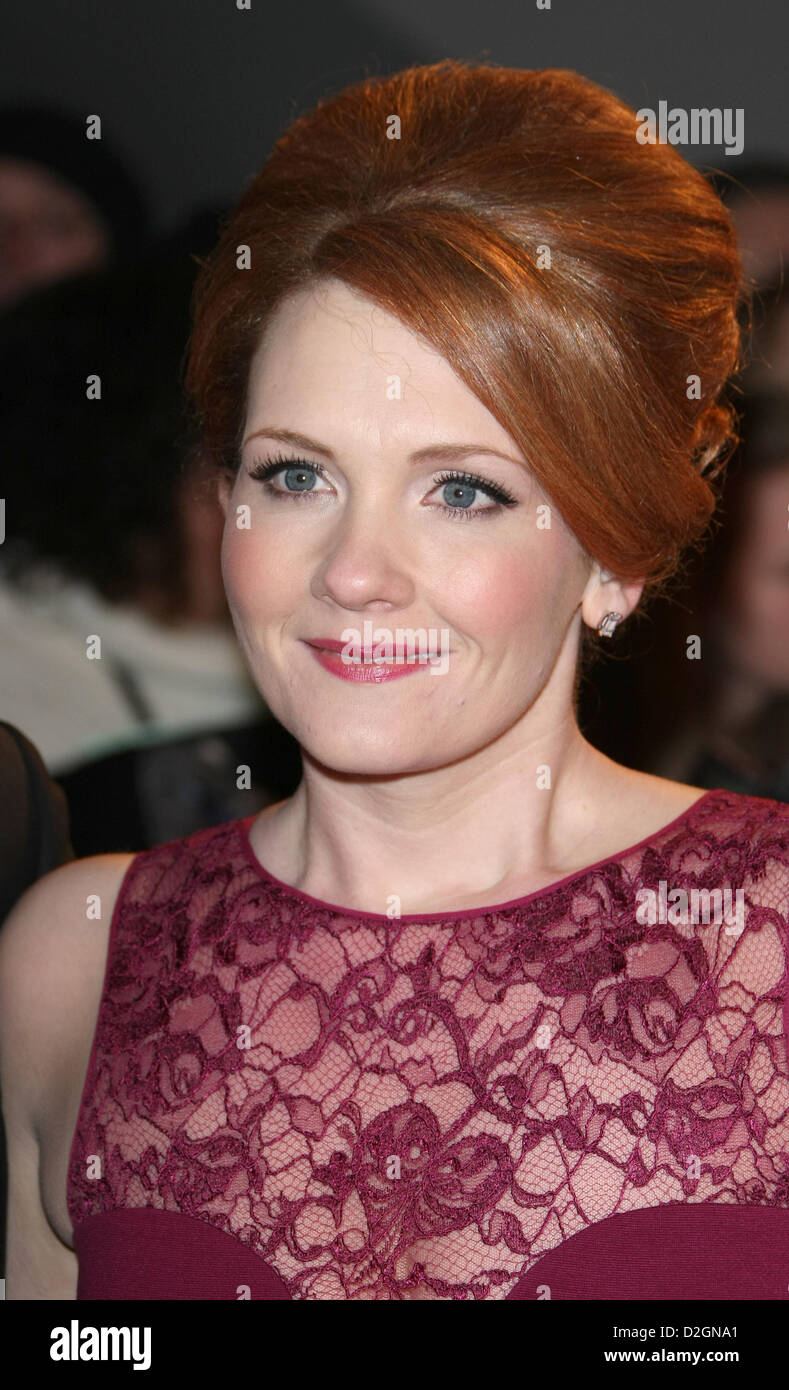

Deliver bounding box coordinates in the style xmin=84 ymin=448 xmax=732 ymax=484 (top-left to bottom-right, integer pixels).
xmin=184 ymin=60 xmax=750 ymax=590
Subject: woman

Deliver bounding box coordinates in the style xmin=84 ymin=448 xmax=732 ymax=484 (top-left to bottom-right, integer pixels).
xmin=2 ymin=60 xmax=788 ymax=1301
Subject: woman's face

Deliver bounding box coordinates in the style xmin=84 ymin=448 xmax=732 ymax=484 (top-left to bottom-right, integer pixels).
xmin=218 ymin=277 xmax=598 ymax=775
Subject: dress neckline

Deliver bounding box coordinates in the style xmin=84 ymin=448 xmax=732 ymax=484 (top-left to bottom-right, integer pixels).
xmin=238 ymin=787 xmax=723 ymax=924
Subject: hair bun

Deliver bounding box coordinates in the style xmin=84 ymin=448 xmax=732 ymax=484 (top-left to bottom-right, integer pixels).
xmin=691 ymin=400 xmax=739 ymax=481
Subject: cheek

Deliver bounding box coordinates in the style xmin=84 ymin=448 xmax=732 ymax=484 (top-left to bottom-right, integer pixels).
xmin=219 ymin=523 xmax=246 ymax=609
xmin=441 ymin=536 xmax=577 ymax=641
xmin=220 ymin=519 xmax=295 ymax=615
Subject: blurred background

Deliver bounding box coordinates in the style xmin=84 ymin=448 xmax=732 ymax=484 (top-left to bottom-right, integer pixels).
xmin=0 ymin=0 xmax=787 ymax=1268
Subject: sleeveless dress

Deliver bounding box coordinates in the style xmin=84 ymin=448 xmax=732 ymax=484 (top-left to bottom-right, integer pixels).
xmin=67 ymin=788 xmax=789 ymax=1300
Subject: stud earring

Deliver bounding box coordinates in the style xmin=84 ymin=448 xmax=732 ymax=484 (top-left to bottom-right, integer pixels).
xmin=597 ymin=611 xmax=623 ymax=637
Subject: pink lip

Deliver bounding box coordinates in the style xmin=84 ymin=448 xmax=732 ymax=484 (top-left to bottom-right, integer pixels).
xmin=302 ymin=638 xmax=439 ymax=683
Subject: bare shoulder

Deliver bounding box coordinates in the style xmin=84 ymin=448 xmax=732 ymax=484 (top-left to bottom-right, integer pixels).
xmin=0 ymin=852 xmax=135 ymax=1132
xmin=619 ymin=769 xmax=709 ymax=808
xmin=635 ymin=772 xmax=711 ymax=823
xmin=586 ymin=752 xmax=710 ymax=840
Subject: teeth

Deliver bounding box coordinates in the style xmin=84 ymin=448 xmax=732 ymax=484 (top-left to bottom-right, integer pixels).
xmin=315 ymin=646 xmax=437 ymax=663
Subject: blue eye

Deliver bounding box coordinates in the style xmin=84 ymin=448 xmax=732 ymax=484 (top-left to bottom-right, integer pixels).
xmin=247 ymin=454 xmax=325 ymax=493
xmin=432 ymin=470 xmax=518 ymax=519
xmin=246 ymin=455 xmax=519 ymax=519
xmin=441 ymin=479 xmax=476 ymax=508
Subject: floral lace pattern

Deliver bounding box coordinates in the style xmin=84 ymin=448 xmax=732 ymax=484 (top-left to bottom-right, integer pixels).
xmin=67 ymin=789 xmax=789 ymax=1299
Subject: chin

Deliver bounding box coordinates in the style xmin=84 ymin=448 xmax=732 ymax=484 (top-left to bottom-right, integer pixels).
xmin=296 ymin=730 xmax=448 ymax=779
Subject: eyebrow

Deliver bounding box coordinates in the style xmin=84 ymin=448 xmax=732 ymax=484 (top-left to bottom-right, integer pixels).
xmin=242 ymin=426 xmax=526 ymax=468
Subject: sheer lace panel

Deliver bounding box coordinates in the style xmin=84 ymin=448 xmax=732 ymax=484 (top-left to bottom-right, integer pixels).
xmin=67 ymin=789 xmax=789 ymax=1299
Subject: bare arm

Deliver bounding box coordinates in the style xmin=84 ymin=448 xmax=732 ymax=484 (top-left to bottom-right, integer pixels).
xmin=0 ymin=855 xmax=130 ymax=1298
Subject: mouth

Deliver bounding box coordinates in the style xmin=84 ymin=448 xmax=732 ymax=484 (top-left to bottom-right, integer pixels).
xmin=304 ymin=638 xmax=444 ymax=663
xmin=302 ymin=637 xmax=447 ymax=681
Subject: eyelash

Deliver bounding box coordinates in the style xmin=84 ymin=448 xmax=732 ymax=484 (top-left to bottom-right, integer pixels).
xmin=246 ymin=453 xmax=518 ymax=519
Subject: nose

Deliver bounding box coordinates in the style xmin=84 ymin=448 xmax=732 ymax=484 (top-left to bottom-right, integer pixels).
xmin=310 ymin=501 xmax=415 ymax=613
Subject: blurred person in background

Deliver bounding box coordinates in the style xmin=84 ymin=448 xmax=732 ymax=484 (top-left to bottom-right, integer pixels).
xmin=0 ymin=104 xmax=150 ymax=313
xmin=0 ymin=211 xmax=301 ymax=855
xmin=738 ymin=270 xmax=789 ymax=393
xmin=715 ymin=158 xmax=789 ymax=291
xmin=580 ymin=162 xmax=789 ymax=776
xmin=716 ymin=161 xmax=789 ymax=395
xmin=631 ymin=390 xmax=789 ymax=800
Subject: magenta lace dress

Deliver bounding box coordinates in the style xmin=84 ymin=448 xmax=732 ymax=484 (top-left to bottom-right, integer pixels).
xmin=67 ymin=788 xmax=789 ymax=1299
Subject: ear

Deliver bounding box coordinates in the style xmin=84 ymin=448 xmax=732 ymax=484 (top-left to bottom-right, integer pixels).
xmin=580 ymin=562 xmax=645 ymax=635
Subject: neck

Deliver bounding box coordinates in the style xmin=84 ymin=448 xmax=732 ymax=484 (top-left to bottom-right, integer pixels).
xmin=256 ymin=711 xmax=648 ymax=915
